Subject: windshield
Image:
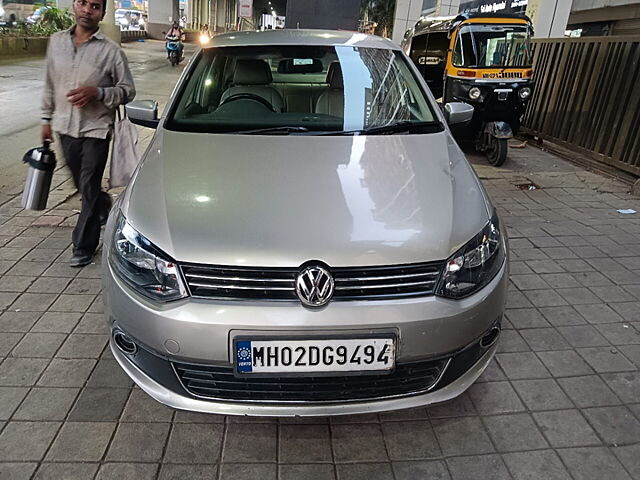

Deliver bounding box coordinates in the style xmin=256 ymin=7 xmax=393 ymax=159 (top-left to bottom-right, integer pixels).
xmin=452 ymin=24 xmax=532 ymax=68
xmin=167 ymin=45 xmax=438 ymax=134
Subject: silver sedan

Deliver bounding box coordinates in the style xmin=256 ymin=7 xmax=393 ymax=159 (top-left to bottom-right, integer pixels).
xmin=102 ymin=29 xmax=507 ymax=416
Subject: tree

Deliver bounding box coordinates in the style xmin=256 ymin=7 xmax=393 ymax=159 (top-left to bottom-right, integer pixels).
xmin=361 ymin=0 xmax=396 ymax=38
xmin=39 ymin=6 xmax=74 ymax=32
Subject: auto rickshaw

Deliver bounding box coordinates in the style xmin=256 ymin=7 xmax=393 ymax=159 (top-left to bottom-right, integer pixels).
xmin=402 ymin=13 xmax=533 ymax=166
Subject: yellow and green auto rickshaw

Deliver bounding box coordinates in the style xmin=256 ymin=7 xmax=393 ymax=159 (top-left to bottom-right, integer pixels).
xmin=402 ymin=13 xmax=533 ymax=166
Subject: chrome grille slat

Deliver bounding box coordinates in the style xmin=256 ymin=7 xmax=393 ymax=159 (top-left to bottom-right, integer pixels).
xmin=181 ymin=262 xmax=443 ymax=301
xmin=185 ymin=273 xmax=293 ymax=283
xmin=189 ymin=282 xmax=293 ymax=291
xmin=335 ymin=271 xmax=438 ymax=282
xmin=335 ymin=280 xmax=436 ymax=290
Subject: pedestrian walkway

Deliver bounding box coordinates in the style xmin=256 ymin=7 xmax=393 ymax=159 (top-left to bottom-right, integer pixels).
xmin=0 ymin=142 xmax=638 ymax=480
xmin=1 ymin=39 xmax=639 ymax=480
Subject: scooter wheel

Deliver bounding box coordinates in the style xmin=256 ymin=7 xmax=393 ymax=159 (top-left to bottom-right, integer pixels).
xmin=487 ymin=137 xmax=508 ymax=167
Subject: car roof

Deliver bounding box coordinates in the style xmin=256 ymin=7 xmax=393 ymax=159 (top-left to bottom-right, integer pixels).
xmin=206 ymin=29 xmax=400 ymax=50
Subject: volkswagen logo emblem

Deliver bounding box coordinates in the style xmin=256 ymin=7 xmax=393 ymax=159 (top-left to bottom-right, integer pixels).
xmin=295 ymin=265 xmax=334 ymax=307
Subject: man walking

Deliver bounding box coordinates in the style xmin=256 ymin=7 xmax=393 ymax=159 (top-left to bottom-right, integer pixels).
xmin=41 ymin=0 xmax=135 ymax=267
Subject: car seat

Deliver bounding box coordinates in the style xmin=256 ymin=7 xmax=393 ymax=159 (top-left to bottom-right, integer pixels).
xmin=220 ymin=59 xmax=284 ymax=112
xmin=315 ymin=62 xmax=344 ymax=116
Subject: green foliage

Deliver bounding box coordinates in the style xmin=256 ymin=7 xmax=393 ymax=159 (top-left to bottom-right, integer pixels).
xmin=39 ymin=6 xmax=75 ymax=31
xmin=0 ymin=24 xmax=28 ymax=37
xmin=361 ymin=0 xmax=396 ymax=38
xmin=0 ymin=6 xmax=74 ymax=37
xmin=30 ymin=6 xmax=75 ymax=36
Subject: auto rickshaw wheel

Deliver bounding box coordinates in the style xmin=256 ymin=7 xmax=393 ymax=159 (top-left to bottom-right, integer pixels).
xmin=487 ymin=137 xmax=508 ymax=167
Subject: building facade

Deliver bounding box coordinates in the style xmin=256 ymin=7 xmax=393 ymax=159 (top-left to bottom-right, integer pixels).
xmin=2 ymin=0 xmax=38 ymax=21
xmin=567 ymin=0 xmax=640 ymax=36
xmin=284 ymin=0 xmax=360 ymax=30
xmin=414 ymin=0 xmax=640 ymax=38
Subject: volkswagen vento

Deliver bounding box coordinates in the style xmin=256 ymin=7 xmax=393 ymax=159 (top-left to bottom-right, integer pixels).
xmin=103 ymin=29 xmax=508 ymax=416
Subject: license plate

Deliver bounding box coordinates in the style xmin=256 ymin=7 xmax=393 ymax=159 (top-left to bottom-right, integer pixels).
xmin=418 ymin=56 xmax=440 ymax=65
xmin=234 ymin=338 xmax=395 ymax=374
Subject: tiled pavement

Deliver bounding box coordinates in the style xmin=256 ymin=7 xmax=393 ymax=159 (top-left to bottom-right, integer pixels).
xmin=1 ymin=145 xmax=640 ymax=480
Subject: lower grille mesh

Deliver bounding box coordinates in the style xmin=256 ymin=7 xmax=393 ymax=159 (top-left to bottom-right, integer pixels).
xmin=173 ymin=358 xmax=449 ymax=402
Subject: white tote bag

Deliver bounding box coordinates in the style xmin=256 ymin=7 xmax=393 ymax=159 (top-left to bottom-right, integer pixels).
xmin=108 ymin=108 xmax=140 ymax=189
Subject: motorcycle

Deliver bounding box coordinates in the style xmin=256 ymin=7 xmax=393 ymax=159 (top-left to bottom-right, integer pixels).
xmin=199 ymin=32 xmax=211 ymax=45
xmin=166 ymin=35 xmax=182 ymax=67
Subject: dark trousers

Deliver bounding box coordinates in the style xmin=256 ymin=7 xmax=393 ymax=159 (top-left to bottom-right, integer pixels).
xmin=59 ymin=134 xmax=112 ymax=254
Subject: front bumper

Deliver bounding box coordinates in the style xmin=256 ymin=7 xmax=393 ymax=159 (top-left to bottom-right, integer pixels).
xmin=103 ymin=255 xmax=507 ymax=416
xmin=111 ymin=332 xmax=498 ymax=416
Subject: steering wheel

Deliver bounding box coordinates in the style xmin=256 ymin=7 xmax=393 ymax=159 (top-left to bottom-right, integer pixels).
xmin=218 ymin=93 xmax=277 ymax=112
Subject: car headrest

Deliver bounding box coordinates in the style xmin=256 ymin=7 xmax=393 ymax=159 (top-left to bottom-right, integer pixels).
xmin=277 ymin=58 xmax=324 ymax=74
xmin=233 ymin=59 xmax=273 ymax=85
xmin=326 ymin=62 xmax=343 ymax=89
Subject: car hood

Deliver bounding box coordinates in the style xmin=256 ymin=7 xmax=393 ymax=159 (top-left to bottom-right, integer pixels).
xmin=122 ymin=130 xmax=491 ymax=267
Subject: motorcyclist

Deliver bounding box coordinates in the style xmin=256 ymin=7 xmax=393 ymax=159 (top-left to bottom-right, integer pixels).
xmin=165 ymin=21 xmax=185 ymax=60
xmin=199 ymin=23 xmax=211 ymax=44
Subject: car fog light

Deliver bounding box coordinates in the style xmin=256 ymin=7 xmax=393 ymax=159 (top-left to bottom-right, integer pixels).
xmin=518 ymin=87 xmax=531 ymax=100
xmin=113 ymin=330 xmax=137 ymax=355
xmin=468 ymin=87 xmax=481 ymax=100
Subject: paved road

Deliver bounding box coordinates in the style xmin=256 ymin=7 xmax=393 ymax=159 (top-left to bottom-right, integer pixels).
xmin=0 ymin=40 xmax=193 ymax=208
xmin=0 ymin=58 xmax=46 ymax=137
xmin=1 ymin=39 xmax=640 ymax=480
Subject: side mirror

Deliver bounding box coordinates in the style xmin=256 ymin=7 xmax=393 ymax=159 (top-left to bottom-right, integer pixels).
xmin=126 ymin=100 xmax=159 ymax=129
xmin=444 ymin=102 xmax=474 ymax=126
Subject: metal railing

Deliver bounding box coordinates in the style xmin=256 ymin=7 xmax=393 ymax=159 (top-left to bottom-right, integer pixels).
xmin=121 ymin=30 xmax=147 ymax=42
xmin=523 ymin=36 xmax=640 ymax=177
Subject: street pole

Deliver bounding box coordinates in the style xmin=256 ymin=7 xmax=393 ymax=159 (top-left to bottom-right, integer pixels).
xmin=212 ymin=0 xmax=218 ymax=33
xmin=100 ymin=0 xmax=121 ymax=44
xmin=173 ymin=0 xmax=180 ymax=26
xmin=526 ymin=0 xmax=572 ymax=38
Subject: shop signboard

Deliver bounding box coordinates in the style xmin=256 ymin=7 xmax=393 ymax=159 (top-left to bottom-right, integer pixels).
xmin=116 ymin=0 xmax=146 ymax=11
xmin=238 ymin=0 xmax=253 ymax=18
xmin=459 ymin=0 xmax=528 ymax=14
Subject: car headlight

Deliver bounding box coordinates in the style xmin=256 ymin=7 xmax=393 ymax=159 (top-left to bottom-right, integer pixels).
xmin=518 ymin=87 xmax=531 ymax=100
xmin=110 ymin=213 xmax=187 ymax=302
xmin=468 ymin=86 xmax=481 ymax=100
xmin=436 ymin=212 xmax=505 ymax=299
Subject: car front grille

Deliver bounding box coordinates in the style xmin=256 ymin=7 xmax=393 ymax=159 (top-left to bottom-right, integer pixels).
xmin=180 ymin=262 xmax=444 ymax=301
xmin=172 ymin=357 xmax=449 ymax=402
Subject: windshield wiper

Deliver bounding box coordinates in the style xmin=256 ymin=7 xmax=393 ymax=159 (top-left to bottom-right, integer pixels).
xmin=229 ymin=126 xmax=310 ymax=135
xmin=320 ymin=120 xmax=443 ymax=136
